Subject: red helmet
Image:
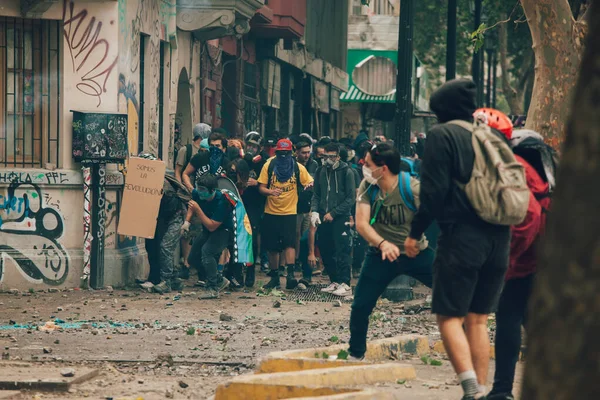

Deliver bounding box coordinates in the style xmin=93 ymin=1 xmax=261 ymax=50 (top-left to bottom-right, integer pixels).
xmin=473 ymin=108 xmax=513 ymax=139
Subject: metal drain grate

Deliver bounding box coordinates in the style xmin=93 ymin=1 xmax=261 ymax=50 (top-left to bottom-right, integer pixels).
xmin=285 ymin=284 xmax=353 ymax=303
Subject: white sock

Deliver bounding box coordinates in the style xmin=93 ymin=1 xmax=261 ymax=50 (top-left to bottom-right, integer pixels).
xmin=458 ymin=370 xmax=479 ymax=396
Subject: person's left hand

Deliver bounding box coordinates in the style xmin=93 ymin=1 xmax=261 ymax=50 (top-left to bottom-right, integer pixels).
xmin=323 ymin=213 xmax=334 ymax=223
xmin=248 ymin=178 xmax=258 ymax=187
xmin=188 ymin=200 xmax=201 ymax=214
xmin=404 ymin=237 xmax=421 ymax=258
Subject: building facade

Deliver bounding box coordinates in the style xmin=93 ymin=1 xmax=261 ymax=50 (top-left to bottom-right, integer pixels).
xmin=340 ymin=1 xmax=429 ymax=140
xmin=0 ymin=0 xmax=348 ymax=290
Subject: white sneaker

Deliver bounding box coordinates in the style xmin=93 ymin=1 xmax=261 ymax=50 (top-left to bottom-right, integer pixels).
xmin=332 ymin=283 xmax=352 ymax=297
xmin=140 ymin=281 xmax=154 ymax=289
xmin=321 ymin=283 xmax=338 ymax=293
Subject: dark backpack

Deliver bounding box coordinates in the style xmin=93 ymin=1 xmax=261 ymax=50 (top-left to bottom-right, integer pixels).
xmin=266 ymin=159 xmax=303 ymax=197
xmin=180 ymin=144 xmax=193 ymax=172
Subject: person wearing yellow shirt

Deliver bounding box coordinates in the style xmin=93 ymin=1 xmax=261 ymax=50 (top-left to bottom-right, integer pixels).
xmin=258 ymin=139 xmax=314 ymax=290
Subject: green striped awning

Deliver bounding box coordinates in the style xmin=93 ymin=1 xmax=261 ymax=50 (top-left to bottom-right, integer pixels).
xmin=340 ymin=85 xmax=396 ymax=103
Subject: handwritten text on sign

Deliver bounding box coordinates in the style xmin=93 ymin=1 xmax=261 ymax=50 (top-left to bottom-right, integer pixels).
xmin=117 ymin=158 xmax=166 ymax=239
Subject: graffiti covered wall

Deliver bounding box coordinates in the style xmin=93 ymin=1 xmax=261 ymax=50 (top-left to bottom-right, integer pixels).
xmin=0 ymin=171 xmax=82 ymax=288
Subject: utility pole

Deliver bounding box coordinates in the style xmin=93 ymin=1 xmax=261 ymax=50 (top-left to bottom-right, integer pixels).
xmin=387 ymin=0 xmax=415 ymax=302
xmin=446 ymin=0 xmax=457 ymax=80
xmin=471 ymin=0 xmax=484 ymax=107
xmin=393 ymin=0 xmax=415 ymax=157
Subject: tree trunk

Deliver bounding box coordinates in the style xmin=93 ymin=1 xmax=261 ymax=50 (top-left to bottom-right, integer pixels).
xmin=498 ymin=17 xmax=523 ymax=115
xmin=521 ymin=2 xmax=600 ymax=399
xmin=521 ymin=0 xmax=586 ymax=148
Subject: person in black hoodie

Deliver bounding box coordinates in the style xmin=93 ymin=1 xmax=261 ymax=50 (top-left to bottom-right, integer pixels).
xmin=310 ymin=143 xmax=357 ymax=297
xmin=404 ymin=79 xmax=510 ymax=400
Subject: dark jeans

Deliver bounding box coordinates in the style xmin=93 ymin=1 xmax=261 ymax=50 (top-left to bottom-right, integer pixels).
xmin=348 ymin=247 xmax=435 ymax=358
xmin=187 ymin=227 xmax=229 ymax=290
xmin=352 ymin=234 xmax=367 ymax=274
xmin=491 ymin=275 xmax=534 ymax=396
xmin=317 ymin=216 xmax=352 ymax=285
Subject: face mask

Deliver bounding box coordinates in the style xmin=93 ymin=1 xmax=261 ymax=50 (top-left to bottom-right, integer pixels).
xmin=276 ymin=151 xmax=291 ymax=159
xmin=347 ymin=150 xmax=355 ymax=162
xmin=209 ymin=146 xmax=223 ymax=156
xmin=362 ymin=165 xmax=381 ymax=185
xmin=246 ymin=147 xmax=258 ymax=156
xmin=325 ymin=158 xmax=336 ymax=168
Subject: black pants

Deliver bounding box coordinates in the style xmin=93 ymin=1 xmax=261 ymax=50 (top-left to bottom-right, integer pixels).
xmin=348 ymin=247 xmax=435 ymax=358
xmin=187 ymin=227 xmax=229 ymax=290
xmin=317 ymin=216 xmax=352 ymax=285
xmin=490 ymin=275 xmax=534 ymax=396
xmin=352 ymin=234 xmax=367 ymax=274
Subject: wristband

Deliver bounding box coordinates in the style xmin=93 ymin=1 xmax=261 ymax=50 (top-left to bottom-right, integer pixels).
xmin=377 ymin=239 xmax=386 ymax=249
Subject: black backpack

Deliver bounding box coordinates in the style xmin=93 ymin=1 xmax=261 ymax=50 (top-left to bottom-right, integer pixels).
xmin=180 ymin=144 xmax=193 ymax=172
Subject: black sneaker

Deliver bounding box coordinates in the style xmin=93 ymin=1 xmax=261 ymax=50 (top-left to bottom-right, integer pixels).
xmin=194 ymin=280 xmax=207 ymax=288
xmin=178 ymin=268 xmax=190 ymax=280
xmin=153 ymin=281 xmax=171 ymax=294
xmin=218 ymin=277 xmax=231 ymax=292
xmin=229 ymin=277 xmax=243 ymax=290
xmin=170 ymin=278 xmax=184 ymax=292
xmin=461 ymin=395 xmax=487 ymax=400
xmin=262 ymin=271 xmax=280 ymax=290
xmin=278 ymin=266 xmax=286 ymax=277
xmin=245 ymin=265 xmax=256 ymax=288
xmin=286 ymin=275 xmax=298 ymax=290
xmin=260 ymin=261 xmax=270 ymax=274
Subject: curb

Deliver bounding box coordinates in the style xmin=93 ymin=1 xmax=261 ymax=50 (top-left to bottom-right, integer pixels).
xmin=215 ymin=363 xmax=415 ymax=400
xmin=258 ymin=334 xmax=429 ymax=373
xmin=215 ymin=334 xmax=429 ymax=399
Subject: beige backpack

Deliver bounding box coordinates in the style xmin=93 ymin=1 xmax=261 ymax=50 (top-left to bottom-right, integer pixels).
xmin=448 ymin=120 xmax=529 ymax=226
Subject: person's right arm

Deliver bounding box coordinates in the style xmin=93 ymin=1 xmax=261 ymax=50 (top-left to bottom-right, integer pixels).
xmin=257 ymin=160 xmax=281 ymax=197
xmin=355 ymin=192 xmax=400 ymax=262
xmin=409 ymin=128 xmax=452 ymax=239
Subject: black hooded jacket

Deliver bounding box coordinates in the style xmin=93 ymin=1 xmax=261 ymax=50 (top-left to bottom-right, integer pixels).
xmin=409 ymin=79 xmax=507 ymax=239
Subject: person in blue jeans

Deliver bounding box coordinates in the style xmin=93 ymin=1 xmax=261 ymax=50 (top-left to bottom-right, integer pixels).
xmin=347 ymin=143 xmax=434 ymax=360
xmin=182 ymin=174 xmax=233 ymax=299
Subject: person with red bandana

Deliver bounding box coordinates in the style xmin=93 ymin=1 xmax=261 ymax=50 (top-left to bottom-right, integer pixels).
xmin=474 ymin=108 xmax=552 ymax=400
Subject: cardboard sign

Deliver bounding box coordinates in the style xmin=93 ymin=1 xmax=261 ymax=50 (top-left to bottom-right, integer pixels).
xmin=117 ymin=157 xmax=166 ymax=239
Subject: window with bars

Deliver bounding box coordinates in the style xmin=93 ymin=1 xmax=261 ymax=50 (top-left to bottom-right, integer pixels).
xmin=0 ymin=18 xmax=60 ymax=168
xmin=243 ymin=61 xmax=260 ymax=133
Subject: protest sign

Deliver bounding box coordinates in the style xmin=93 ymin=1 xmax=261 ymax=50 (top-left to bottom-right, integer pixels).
xmin=117 ymin=157 xmax=166 ymax=238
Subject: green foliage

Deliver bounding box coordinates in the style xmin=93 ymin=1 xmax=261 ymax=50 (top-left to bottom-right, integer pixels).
xmin=329 ymin=335 xmax=339 ymax=343
xmin=470 ymin=23 xmax=487 ymax=52
xmin=337 ymin=350 xmax=349 ymax=360
xmin=420 ymin=355 xmax=443 ymax=366
xmin=322 ymin=352 xmax=329 ymax=359
xmin=186 ymin=327 xmax=196 ymax=335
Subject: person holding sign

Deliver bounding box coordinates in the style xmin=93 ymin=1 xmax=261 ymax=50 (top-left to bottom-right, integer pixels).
xmin=182 ymin=174 xmax=234 ymax=299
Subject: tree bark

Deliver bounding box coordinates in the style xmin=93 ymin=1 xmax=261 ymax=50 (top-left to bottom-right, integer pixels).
xmin=521 ymin=0 xmax=587 ymax=148
xmin=498 ymin=17 xmax=523 ymax=115
xmin=521 ymin=2 xmax=600 ymax=398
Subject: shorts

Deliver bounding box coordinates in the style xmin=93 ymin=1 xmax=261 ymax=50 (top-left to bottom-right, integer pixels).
xmin=432 ymin=223 xmax=510 ymax=317
xmin=261 ymin=213 xmax=297 ymax=253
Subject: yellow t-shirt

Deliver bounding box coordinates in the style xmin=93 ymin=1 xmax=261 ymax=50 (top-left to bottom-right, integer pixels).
xmin=258 ymin=157 xmax=314 ymax=215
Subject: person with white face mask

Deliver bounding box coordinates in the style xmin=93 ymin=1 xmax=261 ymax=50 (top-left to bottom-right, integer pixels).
xmin=309 ymin=143 xmax=357 ymax=297
xmin=346 ymin=142 xmax=434 ymax=361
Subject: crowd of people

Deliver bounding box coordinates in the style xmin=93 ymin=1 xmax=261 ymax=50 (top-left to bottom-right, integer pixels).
xmin=136 ymin=78 xmax=557 ymax=400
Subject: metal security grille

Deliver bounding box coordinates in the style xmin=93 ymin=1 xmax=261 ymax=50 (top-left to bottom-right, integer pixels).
xmin=0 ymin=17 xmax=60 ymax=168
xmin=285 ymin=284 xmax=354 ymax=303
